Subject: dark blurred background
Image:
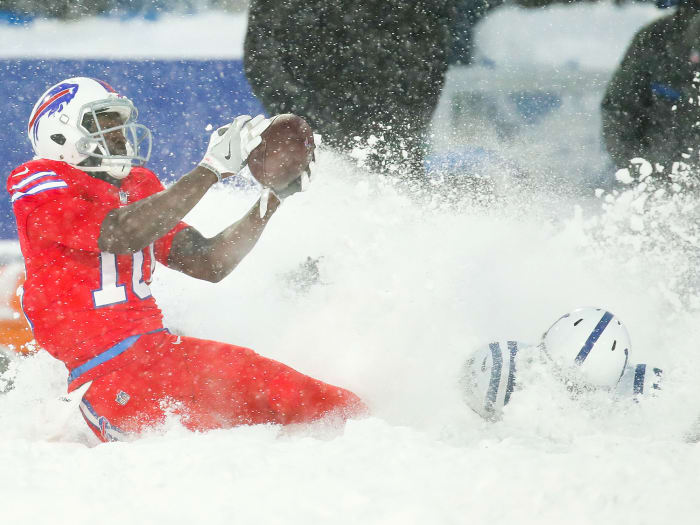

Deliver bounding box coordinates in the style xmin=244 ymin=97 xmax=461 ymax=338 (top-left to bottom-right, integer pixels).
xmin=0 ymin=0 xmax=668 ymax=239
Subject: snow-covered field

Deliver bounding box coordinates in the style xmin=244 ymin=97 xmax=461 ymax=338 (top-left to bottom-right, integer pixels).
xmin=0 ymin=11 xmax=248 ymax=58
xmin=2 ymin=3 xmax=700 ymax=524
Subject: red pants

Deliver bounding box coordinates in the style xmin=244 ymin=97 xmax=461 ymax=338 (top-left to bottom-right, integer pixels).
xmin=80 ymin=332 xmax=365 ymax=442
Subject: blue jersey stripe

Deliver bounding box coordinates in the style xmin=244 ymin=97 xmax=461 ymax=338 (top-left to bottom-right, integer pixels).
xmin=68 ymin=328 xmax=166 ymax=385
xmin=11 ymin=180 xmax=67 ymax=202
xmin=11 ymin=170 xmax=58 ymax=190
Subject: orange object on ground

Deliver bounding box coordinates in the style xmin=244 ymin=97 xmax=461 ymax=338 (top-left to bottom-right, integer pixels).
xmin=0 ymin=262 xmax=33 ymax=354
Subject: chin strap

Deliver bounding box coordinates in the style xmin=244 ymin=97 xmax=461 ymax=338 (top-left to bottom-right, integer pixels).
xmin=101 ymin=158 xmax=133 ymax=179
xmin=78 ymin=160 xmax=132 ymax=179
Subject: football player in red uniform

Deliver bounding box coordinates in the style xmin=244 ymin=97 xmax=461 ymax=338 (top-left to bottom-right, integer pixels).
xmin=8 ymin=77 xmax=365 ymax=442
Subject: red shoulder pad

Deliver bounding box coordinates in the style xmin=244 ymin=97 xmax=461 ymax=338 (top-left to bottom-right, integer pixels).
xmin=7 ymin=159 xmax=71 ymax=203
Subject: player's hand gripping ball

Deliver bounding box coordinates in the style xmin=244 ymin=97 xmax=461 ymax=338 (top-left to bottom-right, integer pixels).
xmin=246 ymin=114 xmax=315 ymax=194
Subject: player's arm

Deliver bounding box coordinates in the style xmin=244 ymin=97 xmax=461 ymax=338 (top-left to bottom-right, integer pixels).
xmin=99 ymin=116 xmax=270 ymax=254
xmin=166 ymin=192 xmax=281 ymax=282
xmin=98 ymin=166 xmax=217 ymax=254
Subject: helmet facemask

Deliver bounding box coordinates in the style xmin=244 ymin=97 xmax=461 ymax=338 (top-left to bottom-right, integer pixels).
xmin=75 ymin=98 xmax=152 ymax=179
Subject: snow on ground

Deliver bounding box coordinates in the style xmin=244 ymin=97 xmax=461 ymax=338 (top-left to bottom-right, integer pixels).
xmin=2 ymin=3 xmax=700 ymax=525
xmin=432 ymin=2 xmax=665 ymax=194
xmin=476 ymin=2 xmax=663 ymax=71
xmin=0 ymin=11 xmax=247 ymax=58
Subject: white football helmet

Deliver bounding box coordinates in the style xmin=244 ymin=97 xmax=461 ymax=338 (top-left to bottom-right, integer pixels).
xmin=541 ymin=307 xmax=631 ymax=389
xmin=28 ymin=77 xmax=151 ymax=179
xmin=459 ymin=340 xmax=530 ymax=420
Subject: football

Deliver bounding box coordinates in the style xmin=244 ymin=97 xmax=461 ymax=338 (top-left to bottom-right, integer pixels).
xmin=246 ymin=114 xmax=315 ymax=190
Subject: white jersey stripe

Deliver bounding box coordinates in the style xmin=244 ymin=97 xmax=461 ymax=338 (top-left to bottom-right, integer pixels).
xmin=79 ymin=400 xmax=128 ymax=442
xmin=11 ymin=180 xmax=67 ymax=202
xmin=11 ymin=170 xmax=59 ymax=190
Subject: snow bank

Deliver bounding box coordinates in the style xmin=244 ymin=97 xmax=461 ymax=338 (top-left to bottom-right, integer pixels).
xmin=0 ymin=11 xmax=247 ymax=58
xmin=477 ymin=2 xmax=663 ymax=70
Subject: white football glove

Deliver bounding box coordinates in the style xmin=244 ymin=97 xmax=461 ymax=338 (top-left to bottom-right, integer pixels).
xmin=199 ymin=115 xmax=272 ymax=182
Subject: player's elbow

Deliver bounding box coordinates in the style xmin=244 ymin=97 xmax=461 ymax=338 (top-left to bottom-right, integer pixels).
xmin=205 ymin=272 xmax=225 ymax=284
xmin=203 ymin=259 xmax=239 ymax=283
xmin=169 ymin=232 xmax=243 ymax=283
xmin=182 ymin=256 xmax=239 ymax=283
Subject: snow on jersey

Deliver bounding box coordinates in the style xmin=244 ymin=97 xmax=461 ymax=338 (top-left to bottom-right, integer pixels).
xmin=7 ymin=159 xmax=189 ymax=390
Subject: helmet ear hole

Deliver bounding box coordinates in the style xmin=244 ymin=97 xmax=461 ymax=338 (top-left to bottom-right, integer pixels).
xmin=50 ymin=134 xmax=66 ymax=145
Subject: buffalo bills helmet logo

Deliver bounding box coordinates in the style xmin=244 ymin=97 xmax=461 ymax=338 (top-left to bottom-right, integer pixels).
xmin=28 ymin=82 xmax=79 ymax=141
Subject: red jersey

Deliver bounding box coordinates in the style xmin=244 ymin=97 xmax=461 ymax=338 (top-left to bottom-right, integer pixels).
xmin=7 ymin=159 xmax=188 ymax=391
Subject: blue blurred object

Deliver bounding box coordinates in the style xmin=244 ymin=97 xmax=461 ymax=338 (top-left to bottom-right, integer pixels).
xmin=0 ymin=10 xmax=35 ymax=25
xmin=0 ymin=59 xmax=265 ymax=239
xmin=111 ymin=0 xmax=183 ymax=20
xmin=510 ymin=91 xmax=562 ymax=125
xmin=656 ymin=0 xmax=679 ymax=8
xmin=425 ymin=147 xmax=521 ymax=178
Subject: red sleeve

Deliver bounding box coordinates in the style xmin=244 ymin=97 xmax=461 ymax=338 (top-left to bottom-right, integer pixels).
xmin=154 ymin=221 xmax=190 ymax=266
xmin=26 ymin=196 xmax=114 ymax=252
xmin=7 ymin=162 xmax=115 ymax=253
